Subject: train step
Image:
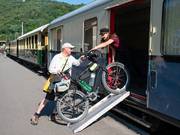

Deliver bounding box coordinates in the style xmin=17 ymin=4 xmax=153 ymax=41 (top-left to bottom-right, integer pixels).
xmin=112 ymin=107 xmax=152 ymax=129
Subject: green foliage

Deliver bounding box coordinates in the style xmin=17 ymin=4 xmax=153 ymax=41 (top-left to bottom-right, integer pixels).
xmin=0 ymin=0 xmax=83 ymax=41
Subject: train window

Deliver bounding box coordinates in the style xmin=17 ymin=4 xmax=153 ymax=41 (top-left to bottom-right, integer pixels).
xmin=25 ymin=39 xmax=27 ymax=49
xmin=162 ymin=0 xmax=180 ymax=55
xmin=45 ymin=35 xmax=48 ymax=46
xmin=27 ymin=38 xmax=30 ymax=49
xmin=26 ymin=38 xmax=28 ymax=49
xmin=57 ymin=28 xmax=62 ymax=51
xmin=23 ymin=39 xmax=25 ymax=50
xmin=84 ymin=17 xmax=97 ymax=51
xmin=32 ymin=36 xmax=34 ymax=49
xmin=35 ymin=35 xmax=38 ymax=49
xmin=29 ymin=37 xmax=31 ymax=49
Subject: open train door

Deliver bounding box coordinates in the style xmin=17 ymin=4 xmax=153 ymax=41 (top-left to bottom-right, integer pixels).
xmin=148 ymin=0 xmax=180 ymax=124
xmin=107 ymin=0 xmax=150 ymax=98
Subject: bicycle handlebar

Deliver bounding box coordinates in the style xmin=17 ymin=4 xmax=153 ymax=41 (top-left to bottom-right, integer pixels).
xmin=83 ymin=49 xmax=102 ymax=62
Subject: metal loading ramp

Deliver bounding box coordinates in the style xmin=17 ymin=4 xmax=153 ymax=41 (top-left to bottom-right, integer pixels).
xmin=69 ymin=91 xmax=130 ymax=133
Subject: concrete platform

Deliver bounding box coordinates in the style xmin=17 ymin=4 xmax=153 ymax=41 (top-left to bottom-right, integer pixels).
xmin=0 ymin=56 xmax=148 ymax=135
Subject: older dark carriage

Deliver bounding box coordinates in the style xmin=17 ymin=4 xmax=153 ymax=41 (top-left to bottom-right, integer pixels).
xmin=16 ymin=24 xmax=49 ymax=71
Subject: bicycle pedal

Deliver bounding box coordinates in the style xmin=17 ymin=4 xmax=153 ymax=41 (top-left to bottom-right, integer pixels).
xmin=88 ymin=92 xmax=97 ymax=101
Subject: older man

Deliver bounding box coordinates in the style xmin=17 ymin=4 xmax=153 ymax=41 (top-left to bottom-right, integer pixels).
xmin=31 ymin=42 xmax=83 ymax=125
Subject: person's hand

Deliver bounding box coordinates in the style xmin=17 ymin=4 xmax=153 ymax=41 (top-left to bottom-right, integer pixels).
xmin=80 ymin=55 xmax=86 ymax=61
xmin=57 ymin=70 xmax=62 ymax=75
xmin=90 ymin=47 xmax=96 ymax=51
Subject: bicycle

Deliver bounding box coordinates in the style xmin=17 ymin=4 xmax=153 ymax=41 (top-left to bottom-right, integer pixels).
xmin=54 ymin=50 xmax=129 ymax=123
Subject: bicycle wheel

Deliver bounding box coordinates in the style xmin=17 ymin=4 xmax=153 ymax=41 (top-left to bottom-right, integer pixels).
xmin=56 ymin=90 xmax=89 ymax=123
xmin=102 ymin=62 xmax=129 ymax=94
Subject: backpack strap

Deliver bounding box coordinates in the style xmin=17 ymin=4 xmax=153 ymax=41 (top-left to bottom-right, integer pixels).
xmin=61 ymin=57 xmax=69 ymax=72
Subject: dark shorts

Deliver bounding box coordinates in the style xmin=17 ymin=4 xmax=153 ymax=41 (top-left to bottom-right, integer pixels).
xmin=45 ymin=90 xmax=55 ymax=101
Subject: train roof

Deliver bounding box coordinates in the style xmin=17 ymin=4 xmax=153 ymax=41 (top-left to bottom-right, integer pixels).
xmin=49 ymin=0 xmax=111 ymax=29
xmin=18 ymin=24 xmax=49 ymax=40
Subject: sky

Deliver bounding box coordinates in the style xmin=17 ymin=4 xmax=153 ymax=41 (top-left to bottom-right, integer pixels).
xmin=56 ymin=0 xmax=94 ymax=5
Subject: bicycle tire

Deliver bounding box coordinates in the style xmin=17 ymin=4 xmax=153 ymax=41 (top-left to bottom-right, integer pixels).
xmin=56 ymin=90 xmax=89 ymax=123
xmin=102 ymin=62 xmax=129 ymax=94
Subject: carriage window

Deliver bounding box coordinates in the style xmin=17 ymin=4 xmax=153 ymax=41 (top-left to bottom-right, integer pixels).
xmin=45 ymin=35 xmax=48 ymax=46
xmin=35 ymin=35 xmax=38 ymax=49
xmin=32 ymin=36 xmax=34 ymax=49
xmin=26 ymin=38 xmax=29 ymax=49
xmin=29 ymin=37 xmax=31 ymax=49
xmin=57 ymin=28 xmax=62 ymax=51
xmin=84 ymin=17 xmax=97 ymax=51
xmin=162 ymin=0 xmax=180 ymax=55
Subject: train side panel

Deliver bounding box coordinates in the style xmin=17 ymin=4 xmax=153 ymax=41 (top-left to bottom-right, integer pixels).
xmin=8 ymin=40 xmax=18 ymax=57
xmin=148 ymin=0 xmax=180 ymax=123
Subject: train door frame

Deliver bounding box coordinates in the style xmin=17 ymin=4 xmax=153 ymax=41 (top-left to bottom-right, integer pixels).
xmin=107 ymin=0 xmax=151 ymax=99
xmin=83 ymin=17 xmax=98 ymax=52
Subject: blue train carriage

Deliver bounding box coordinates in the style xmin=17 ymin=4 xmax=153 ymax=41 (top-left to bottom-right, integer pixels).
xmin=47 ymin=0 xmax=180 ymax=129
xmin=147 ymin=0 xmax=180 ymax=128
xmin=17 ymin=24 xmax=49 ymax=71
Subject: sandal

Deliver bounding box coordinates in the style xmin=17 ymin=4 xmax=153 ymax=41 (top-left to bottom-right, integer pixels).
xmin=30 ymin=113 xmax=40 ymax=125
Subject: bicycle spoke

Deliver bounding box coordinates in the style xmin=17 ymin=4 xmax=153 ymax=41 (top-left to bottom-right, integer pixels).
xmin=57 ymin=90 xmax=88 ymax=121
xmin=105 ymin=65 xmax=128 ymax=90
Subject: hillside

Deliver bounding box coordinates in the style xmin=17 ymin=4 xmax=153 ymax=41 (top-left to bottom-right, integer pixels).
xmin=0 ymin=0 xmax=83 ymax=40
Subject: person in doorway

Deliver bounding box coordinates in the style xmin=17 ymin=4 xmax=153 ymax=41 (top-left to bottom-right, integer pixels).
xmin=91 ymin=28 xmax=120 ymax=63
xmin=30 ymin=42 xmax=84 ymax=125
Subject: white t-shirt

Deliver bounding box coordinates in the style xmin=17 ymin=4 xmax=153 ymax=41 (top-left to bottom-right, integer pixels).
xmin=48 ymin=53 xmax=81 ymax=75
